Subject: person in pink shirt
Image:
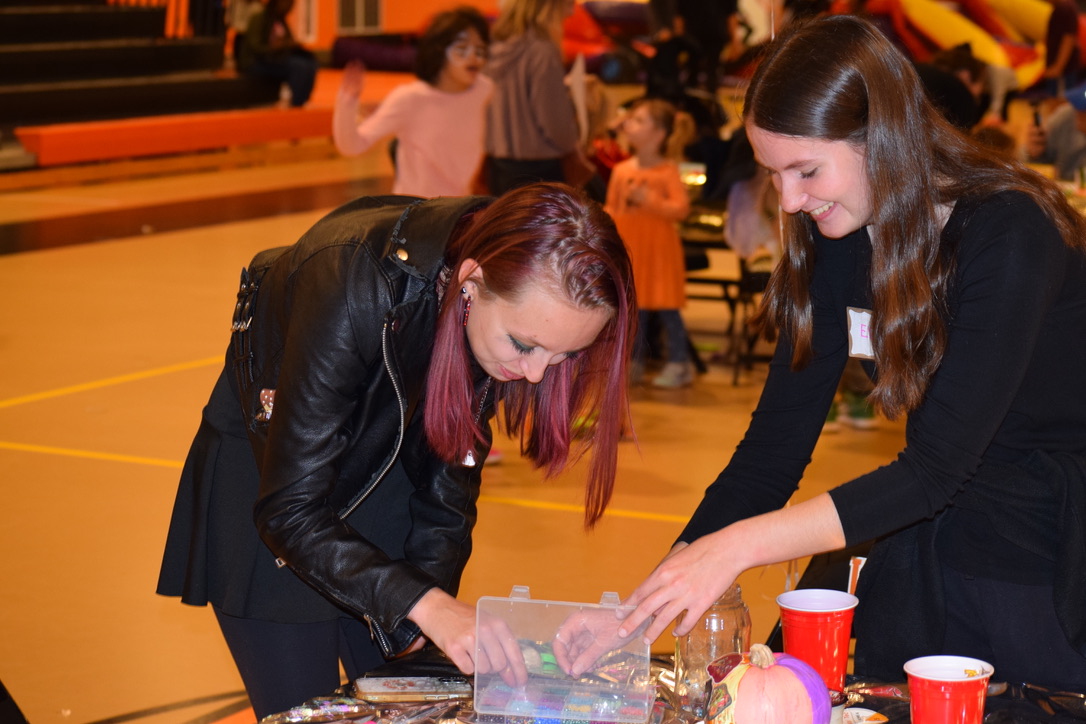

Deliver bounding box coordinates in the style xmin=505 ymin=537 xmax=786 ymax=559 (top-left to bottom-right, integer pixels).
xmin=333 ymin=7 xmax=493 ymax=198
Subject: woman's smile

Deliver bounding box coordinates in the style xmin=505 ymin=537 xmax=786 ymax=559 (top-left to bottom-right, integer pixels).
xmin=747 ymin=125 xmax=872 ymax=239
xmin=809 ymin=201 xmax=834 ymax=219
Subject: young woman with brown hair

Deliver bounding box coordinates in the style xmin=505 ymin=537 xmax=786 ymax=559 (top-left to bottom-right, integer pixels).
xmin=562 ymin=14 xmax=1086 ymax=689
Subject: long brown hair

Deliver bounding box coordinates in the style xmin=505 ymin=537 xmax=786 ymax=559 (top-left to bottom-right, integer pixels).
xmin=491 ymin=0 xmax=570 ymax=43
xmin=745 ymin=15 xmax=1086 ymax=419
xmin=424 ymin=183 xmax=636 ymax=526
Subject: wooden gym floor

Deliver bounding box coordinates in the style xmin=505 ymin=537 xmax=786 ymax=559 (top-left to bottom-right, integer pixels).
xmin=0 ymin=103 xmax=907 ymax=724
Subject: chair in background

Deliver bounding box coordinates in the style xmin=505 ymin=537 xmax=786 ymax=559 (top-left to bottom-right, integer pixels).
xmin=728 ymin=255 xmax=773 ymax=385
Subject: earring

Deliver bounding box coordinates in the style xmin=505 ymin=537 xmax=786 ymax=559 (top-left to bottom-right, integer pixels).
xmin=462 ymin=295 xmax=471 ymax=327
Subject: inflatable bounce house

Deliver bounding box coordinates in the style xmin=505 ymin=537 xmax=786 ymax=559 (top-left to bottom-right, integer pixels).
xmin=329 ymin=0 xmax=1086 ymax=94
xmin=860 ymin=0 xmax=1086 ymax=91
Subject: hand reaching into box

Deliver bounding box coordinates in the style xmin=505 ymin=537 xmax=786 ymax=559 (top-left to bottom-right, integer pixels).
xmin=552 ymin=606 xmax=643 ymax=678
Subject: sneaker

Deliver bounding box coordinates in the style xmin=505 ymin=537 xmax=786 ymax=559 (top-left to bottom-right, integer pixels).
xmin=652 ymin=362 xmax=693 ymax=388
xmin=839 ymin=391 xmax=879 ymax=430
xmin=822 ymin=401 xmax=841 ymax=434
xmin=486 ymin=448 xmax=504 ymax=464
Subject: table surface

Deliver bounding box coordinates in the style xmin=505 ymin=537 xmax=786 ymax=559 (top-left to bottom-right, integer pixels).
xmin=261 ymin=664 xmax=1086 ymax=724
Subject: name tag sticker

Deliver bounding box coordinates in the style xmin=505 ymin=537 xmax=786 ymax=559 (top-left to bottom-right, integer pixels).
xmin=847 ymin=307 xmax=874 ymax=359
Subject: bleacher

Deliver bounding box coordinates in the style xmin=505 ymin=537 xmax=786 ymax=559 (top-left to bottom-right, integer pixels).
xmin=0 ymin=64 xmax=416 ymax=191
xmin=0 ymin=0 xmax=419 ymax=191
xmin=0 ymin=0 xmax=282 ymax=126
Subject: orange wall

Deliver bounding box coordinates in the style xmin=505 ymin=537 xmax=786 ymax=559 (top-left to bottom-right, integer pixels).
xmin=306 ymin=0 xmax=500 ymax=49
xmin=383 ymin=0 xmax=499 ymax=33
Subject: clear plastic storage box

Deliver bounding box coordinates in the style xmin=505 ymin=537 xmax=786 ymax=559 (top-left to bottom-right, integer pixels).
xmin=473 ymin=586 xmax=653 ymax=723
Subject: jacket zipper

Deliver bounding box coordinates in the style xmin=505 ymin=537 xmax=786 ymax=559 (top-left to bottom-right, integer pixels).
xmin=312 ymin=318 xmax=404 ymax=657
xmin=273 ymin=318 xmax=405 ymax=575
xmin=340 ymin=317 xmax=406 ymax=520
xmin=321 ymin=319 xmax=491 ymax=657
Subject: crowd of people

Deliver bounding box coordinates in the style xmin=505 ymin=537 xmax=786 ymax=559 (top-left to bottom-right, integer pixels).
xmin=156 ymin=0 xmax=1086 ymax=716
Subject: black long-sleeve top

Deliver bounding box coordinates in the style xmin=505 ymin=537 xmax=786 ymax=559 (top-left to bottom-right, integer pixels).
xmin=680 ymin=191 xmax=1086 ymax=573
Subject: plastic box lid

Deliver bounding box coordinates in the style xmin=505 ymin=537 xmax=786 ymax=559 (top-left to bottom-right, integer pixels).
xmin=473 ymin=586 xmax=653 ymax=723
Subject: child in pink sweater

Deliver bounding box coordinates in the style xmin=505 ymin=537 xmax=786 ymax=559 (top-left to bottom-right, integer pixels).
xmin=334 ymin=7 xmax=493 ymax=197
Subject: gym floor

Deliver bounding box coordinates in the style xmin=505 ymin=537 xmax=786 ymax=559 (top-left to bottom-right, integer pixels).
xmin=0 ymin=111 xmax=907 ymax=724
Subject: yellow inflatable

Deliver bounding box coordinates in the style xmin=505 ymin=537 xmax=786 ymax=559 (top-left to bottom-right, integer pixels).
xmin=901 ymin=0 xmax=1009 ymax=67
xmin=983 ymin=0 xmax=1053 ymax=43
xmin=898 ymin=0 xmax=1046 ymax=88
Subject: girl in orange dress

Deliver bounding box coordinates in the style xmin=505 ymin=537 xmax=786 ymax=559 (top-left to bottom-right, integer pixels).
xmin=606 ymin=99 xmax=695 ymax=387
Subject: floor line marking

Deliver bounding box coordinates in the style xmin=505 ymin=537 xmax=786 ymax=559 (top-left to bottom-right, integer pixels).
xmin=0 ymin=356 xmax=221 ymax=409
xmin=477 ymin=494 xmax=688 ymax=523
xmin=0 ymin=441 xmax=184 ymax=468
xmin=0 ymin=442 xmax=684 ymax=522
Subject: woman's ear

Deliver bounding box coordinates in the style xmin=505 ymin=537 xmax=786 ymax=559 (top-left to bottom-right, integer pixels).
xmin=457 ymin=258 xmax=482 ymax=293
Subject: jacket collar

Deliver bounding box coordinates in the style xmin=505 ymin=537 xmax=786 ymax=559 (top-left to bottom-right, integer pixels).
xmin=384 ymin=195 xmax=493 ymax=283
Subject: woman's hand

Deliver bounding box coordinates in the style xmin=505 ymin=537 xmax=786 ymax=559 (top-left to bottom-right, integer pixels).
xmin=617 ymin=536 xmax=741 ymax=645
xmin=408 ymin=589 xmax=477 ymax=674
xmin=333 ymin=60 xmax=369 ymax=155
xmin=552 ymin=606 xmax=642 ymax=678
xmin=339 ymin=60 xmax=365 ymax=100
xmin=476 ymin=610 xmax=530 ymax=686
xmin=550 ymin=542 xmax=725 ymax=678
xmin=408 ymin=588 xmax=528 ymax=687
xmin=618 ymin=494 xmax=848 ymax=645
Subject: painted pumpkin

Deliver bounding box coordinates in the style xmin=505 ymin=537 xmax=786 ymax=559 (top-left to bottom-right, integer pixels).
xmin=705 ymin=644 xmax=830 ymax=724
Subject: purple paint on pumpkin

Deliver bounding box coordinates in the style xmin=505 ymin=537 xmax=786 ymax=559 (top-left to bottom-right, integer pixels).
xmin=774 ymin=653 xmax=832 ymax=724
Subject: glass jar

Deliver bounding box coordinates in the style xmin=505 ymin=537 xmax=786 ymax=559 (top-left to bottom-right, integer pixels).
xmin=673 ymin=583 xmax=752 ymax=719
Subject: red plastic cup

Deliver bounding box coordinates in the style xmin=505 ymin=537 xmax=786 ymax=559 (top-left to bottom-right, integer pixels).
xmin=904 ymin=655 xmax=993 ymax=724
xmin=776 ymin=589 xmax=858 ymax=691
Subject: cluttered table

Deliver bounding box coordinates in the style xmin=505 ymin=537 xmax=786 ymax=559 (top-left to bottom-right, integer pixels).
xmin=253 ymin=169 xmax=1086 ymax=723
xmin=260 ymin=656 xmax=1086 ymax=724
xmin=253 ymin=587 xmax=1086 ymax=724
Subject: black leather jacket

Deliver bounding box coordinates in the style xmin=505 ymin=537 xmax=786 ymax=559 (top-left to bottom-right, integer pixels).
xmin=230 ymin=194 xmax=494 ymax=656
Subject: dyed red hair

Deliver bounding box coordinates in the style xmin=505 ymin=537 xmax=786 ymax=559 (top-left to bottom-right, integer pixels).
xmin=424 ymin=183 xmax=636 ymax=527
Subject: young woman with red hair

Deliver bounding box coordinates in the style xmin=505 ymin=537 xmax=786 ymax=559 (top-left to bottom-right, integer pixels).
xmin=156 ymin=182 xmax=636 ymax=717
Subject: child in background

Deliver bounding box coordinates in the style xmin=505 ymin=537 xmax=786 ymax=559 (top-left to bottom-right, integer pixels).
xmin=333 ymin=7 xmax=493 ymax=197
xmin=606 ymin=99 xmax=695 ymax=388
xmin=336 ymin=6 xmax=505 ymax=464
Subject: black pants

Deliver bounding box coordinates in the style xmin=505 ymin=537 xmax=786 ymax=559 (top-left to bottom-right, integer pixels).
xmin=243 ymin=48 xmax=319 ymax=107
xmin=215 ymin=608 xmax=384 ymax=719
xmin=942 ymin=566 xmax=1086 ymax=690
